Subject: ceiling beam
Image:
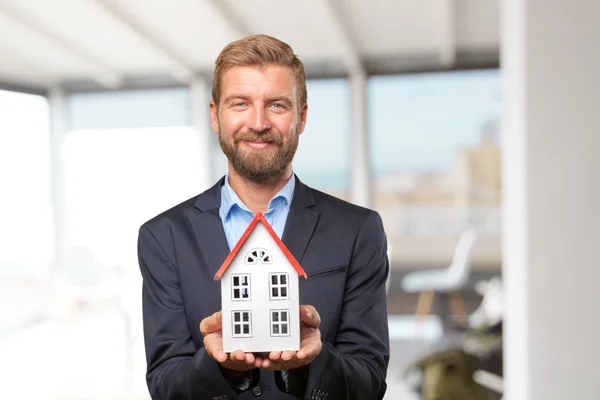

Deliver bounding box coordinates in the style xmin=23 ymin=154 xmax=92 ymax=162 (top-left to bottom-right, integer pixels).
xmin=94 ymin=0 xmax=196 ymax=83
xmin=322 ymin=0 xmax=364 ymax=75
xmin=439 ymin=0 xmax=457 ymax=66
xmin=0 ymin=2 xmax=122 ymax=89
xmin=204 ymin=0 xmax=252 ymax=38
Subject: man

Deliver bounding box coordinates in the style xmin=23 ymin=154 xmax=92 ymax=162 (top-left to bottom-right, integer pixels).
xmin=138 ymin=34 xmax=390 ymax=400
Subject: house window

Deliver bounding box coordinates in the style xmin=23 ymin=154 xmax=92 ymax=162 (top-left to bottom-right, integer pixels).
xmin=270 ymin=310 xmax=290 ymax=337
xmin=231 ymin=274 xmax=250 ymax=301
xmin=232 ymin=311 xmax=252 ymax=337
xmin=269 ymin=273 xmax=289 ymax=300
xmin=245 ymin=248 xmax=272 ymax=264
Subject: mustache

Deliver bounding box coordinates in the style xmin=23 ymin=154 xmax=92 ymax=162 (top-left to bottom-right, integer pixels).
xmin=234 ymin=131 xmax=282 ymax=145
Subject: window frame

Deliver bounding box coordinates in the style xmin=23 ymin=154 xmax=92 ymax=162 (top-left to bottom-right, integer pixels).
xmin=270 ymin=309 xmax=290 ymax=337
xmin=244 ymin=247 xmax=273 ymax=264
xmin=269 ymin=272 xmax=290 ymax=300
xmin=231 ymin=273 xmax=251 ymax=301
xmin=231 ymin=310 xmax=252 ymax=338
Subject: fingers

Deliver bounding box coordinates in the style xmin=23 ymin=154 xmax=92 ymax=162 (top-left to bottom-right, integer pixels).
xmin=227 ymin=350 xmax=263 ymax=368
xmin=230 ymin=349 xmax=245 ymax=362
xmin=300 ymin=305 xmax=320 ymax=328
xmin=207 ymin=339 xmax=227 ymax=363
xmin=254 ymin=353 xmax=264 ymax=368
xmin=281 ymin=350 xmax=296 ymax=361
xmin=199 ymin=311 xmax=222 ymax=335
xmin=297 ymin=341 xmax=317 ymax=359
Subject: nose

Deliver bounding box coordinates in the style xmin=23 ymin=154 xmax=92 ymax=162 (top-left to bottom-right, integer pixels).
xmin=249 ymin=106 xmax=272 ymax=132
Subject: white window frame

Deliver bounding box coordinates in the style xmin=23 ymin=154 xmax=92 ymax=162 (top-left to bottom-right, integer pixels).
xmin=269 ymin=273 xmax=290 ymax=300
xmin=232 ymin=310 xmax=252 ymax=338
xmin=270 ymin=309 xmax=290 ymax=337
xmin=231 ymin=273 xmax=251 ymax=301
xmin=244 ymin=247 xmax=272 ymax=264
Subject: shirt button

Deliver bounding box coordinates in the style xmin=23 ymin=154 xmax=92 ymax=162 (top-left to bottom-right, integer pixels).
xmin=251 ymin=385 xmax=263 ymax=397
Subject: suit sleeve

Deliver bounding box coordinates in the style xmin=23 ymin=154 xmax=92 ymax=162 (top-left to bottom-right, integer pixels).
xmin=304 ymin=211 xmax=391 ymax=400
xmin=138 ymin=225 xmax=245 ymax=400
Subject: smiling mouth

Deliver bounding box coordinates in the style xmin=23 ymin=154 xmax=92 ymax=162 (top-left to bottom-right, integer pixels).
xmin=242 ymin=141 xmax=274 ymax=149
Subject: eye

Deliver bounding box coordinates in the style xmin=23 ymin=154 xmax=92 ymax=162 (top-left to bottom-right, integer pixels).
xmin=233 ymin=102 xmax=246 ymax=107
xmin=271 ymin=103 xmax=285 ymax=110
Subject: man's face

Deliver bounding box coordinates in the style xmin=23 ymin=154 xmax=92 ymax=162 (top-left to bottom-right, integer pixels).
xmin=210 ymin=65 xmax=307 ymax=183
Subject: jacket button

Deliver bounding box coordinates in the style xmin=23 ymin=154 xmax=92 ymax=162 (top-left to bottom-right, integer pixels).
xmin=251 ymin=385 xmax=263 ymax=397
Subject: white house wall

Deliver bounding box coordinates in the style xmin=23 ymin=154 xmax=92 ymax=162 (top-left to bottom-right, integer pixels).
xmin=221 ymin=222 xmax=301 ymax=353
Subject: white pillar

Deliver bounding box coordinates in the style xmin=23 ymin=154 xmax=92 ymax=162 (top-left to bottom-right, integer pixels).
xmin=349 ymin=70 xmax=371 ymax=208
xmin=190 ymin=77 xmax=214 ymax=192
xmin=48 ymin=87 xmax=68 ymax=276
xmin=502 ymin=1 xmax=600 ymax=399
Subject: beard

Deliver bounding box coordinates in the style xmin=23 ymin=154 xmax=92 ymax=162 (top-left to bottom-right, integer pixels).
xmin=218 ymin=125 xmax=299 ymax=184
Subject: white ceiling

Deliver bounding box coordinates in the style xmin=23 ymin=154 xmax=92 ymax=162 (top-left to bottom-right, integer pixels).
xmin=0 ymin=0 xmax=499 ymax=92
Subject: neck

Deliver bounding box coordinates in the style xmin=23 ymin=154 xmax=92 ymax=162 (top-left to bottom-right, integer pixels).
xmin=227 ymin=166 xmax=293 ymax=214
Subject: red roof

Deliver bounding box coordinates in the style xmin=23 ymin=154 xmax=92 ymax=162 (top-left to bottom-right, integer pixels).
xmin=213 ymin=212 xmax=308 ymax=280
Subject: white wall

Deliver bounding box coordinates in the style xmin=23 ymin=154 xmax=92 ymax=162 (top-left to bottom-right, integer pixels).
xmin=502 ymin=1 xmax=600 ymax=399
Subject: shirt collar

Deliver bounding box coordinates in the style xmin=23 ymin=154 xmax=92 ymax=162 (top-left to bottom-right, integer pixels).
xmin=219 ymin=173 xmax=296 ymax=221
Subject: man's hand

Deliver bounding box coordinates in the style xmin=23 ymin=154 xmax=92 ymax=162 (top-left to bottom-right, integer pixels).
xmin=200 ymin=310 xmax=263 ymax=371
xmin=263 ymin=305 xmax=322 ymax=371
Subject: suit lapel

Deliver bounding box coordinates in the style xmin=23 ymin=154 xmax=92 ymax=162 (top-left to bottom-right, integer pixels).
xmin=191 ymin=178 xmax=229 ymax=295
xmin=190 ymin=175 xmax=320 ymax=294
xmin=190 ymin=211 xmax=230 ymax=295
xmin=281 ymin=176 xmax=320 ymax=265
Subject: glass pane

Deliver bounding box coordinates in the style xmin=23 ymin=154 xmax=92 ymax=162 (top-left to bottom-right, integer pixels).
xmin=246 ymin=256 xmax=253 ymax=263
xmin=272 ymin=287 xmax=279 ymax=297
xmin=234 ymin=325 xmax=241 ymax=335
xmin=264 ymin=255 xmax=270 ymax=262
xmin=243 ymin=312 xmax=249 ymax=322
xmin=271 ymin=275 xmax=278 ymax=285
xmin=233 ymin=276 xmax=239 ymax=286
xmin=243 ymin=324 xmax=250 ymax=334
xmin=281 ymin=287 xmax=287 ymax=297
xmin=281 ymin=324 xmax=288 ymax=335
xmin=272 ymin=312 xmax=279 ymax=322
xmin=241 ymin=275 xmax=248 ymax=285
xmin=273 ymin=324 xmax=279 ymax=334
xmin=281 ymin=312 xmax=287 ymax=322
xmin=242 ymin=288 xmax=249 ymax=298
xmin=293 ymin=79 xmax=350 ymax=200
xmin=233 ymin=289 xmax=240 ymax=299
xmin=280 ymin=274 xmax=286 ymax=284
xmin=234 ymin=312 xmax=240 ymax=322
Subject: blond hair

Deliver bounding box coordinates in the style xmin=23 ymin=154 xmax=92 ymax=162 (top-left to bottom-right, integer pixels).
xmin=212 ymin=34 xmax=307 ymax=108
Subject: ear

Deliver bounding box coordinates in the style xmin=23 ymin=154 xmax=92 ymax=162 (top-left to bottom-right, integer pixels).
xmin=209 ymin=100 xmax=219 ymax=134
xmin=298 ymin=103 xmax=308 ymax=135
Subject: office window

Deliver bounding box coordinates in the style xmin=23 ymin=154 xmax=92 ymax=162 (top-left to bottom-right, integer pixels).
xmin=269 ymin=273 xmax=289 ymax=300
xmin=231 ymin=274 xmax=250 ymax=300
xmin=232 ymin=311 xmax=252 ymax=337
xmin=270 ymin=310 xmax=290 ymax=337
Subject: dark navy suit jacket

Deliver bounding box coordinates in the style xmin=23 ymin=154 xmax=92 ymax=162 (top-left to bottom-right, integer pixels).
xmin=137 ymin=176 xmax=390 ymax=399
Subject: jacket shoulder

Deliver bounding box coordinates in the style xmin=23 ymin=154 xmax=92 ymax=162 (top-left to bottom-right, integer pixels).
xmin=139 ymin=194 xmax=200 ymax=234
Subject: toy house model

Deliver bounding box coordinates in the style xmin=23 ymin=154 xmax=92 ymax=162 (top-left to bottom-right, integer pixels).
xmin=214 ymin=212 xmax=307 ymax=353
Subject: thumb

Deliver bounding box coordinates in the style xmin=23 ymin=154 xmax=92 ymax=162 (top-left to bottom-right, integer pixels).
xmin=300 ymin=305 xmax=320 ymax=328
xmin=200 ymin=310 xmax=222 ymax=335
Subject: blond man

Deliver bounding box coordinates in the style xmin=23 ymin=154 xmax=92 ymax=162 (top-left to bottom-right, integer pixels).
xmin=138 ymin=34 xmax=390 ymax=400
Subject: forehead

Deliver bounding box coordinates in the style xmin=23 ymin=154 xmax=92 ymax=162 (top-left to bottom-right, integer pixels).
xmin=220 ymin=65 xmax=297 ymax=101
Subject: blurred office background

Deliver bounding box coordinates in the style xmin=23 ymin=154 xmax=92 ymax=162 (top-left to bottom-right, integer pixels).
xmin=1 ymin=1 xmax=598 ymax=399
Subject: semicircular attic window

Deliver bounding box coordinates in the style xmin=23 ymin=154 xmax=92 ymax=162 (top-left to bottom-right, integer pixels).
xmin=244 ymin=248 xmax=272 ymax=264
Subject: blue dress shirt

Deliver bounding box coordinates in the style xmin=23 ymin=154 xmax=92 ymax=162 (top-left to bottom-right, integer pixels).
xmin=219 ymin=174 xmax=295 ymax=250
